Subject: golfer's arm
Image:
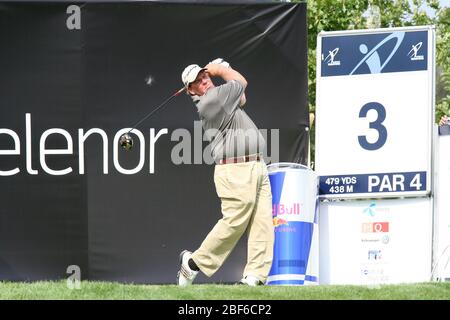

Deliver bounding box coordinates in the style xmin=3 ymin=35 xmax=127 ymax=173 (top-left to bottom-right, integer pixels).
xmin=222 ymin=67 xmax=247 ymax=107
xmin=216 ymin=67 xmax=248 ymax=89
xmin=207 ymin=64 xmax=247 ymax=106
xmin=239 ymin=93 xmax=246 ymax=107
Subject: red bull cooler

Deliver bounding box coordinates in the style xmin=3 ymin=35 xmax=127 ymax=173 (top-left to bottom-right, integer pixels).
xmin=266 ymin=163 xmax=319 ymax=285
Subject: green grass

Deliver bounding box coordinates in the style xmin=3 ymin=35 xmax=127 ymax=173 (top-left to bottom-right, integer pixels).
xmin=0 ymin=281 xmax=449 ymax=300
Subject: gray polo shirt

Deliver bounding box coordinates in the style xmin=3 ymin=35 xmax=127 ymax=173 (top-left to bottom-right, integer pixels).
xmin=192 ymin=80 xmax=265 ymax=162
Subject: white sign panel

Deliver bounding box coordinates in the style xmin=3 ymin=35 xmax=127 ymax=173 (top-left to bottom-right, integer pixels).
xmin=434 ymin=130 xmax=450 ymax=281
xmin=316 ymin=26 xmax=434 ymax=199
xmin=319 ymin=198 xmax=432 ymax=285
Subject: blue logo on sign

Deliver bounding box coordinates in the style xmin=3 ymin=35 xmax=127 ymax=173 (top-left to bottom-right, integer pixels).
xmin=321 ymin=30 xmax=428 ymax=77
xmin=363 ymin=203 xmax=376 ymax=216
xmin=350 ymin=32 xmax=405 ymax=75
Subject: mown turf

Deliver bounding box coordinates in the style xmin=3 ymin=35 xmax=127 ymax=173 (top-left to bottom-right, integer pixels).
xmin=0 ymin=281 xmax=449 ymax=300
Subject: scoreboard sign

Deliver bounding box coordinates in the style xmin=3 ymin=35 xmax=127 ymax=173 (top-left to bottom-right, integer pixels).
xmin=315 ymin=26 xmax=435 ymax=199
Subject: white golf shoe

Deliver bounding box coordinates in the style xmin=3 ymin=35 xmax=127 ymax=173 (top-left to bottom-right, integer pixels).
xmin=177 ymin=250 xmax=199 ymax=286
xmin=238 ymin=275 xmax=264 ymax=286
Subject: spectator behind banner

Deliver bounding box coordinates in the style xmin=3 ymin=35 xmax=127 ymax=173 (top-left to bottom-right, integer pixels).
xmin=439 ymin=115 xmax=449 ymax=126
xmin=438 ymin=115 xmax=450 ymax=135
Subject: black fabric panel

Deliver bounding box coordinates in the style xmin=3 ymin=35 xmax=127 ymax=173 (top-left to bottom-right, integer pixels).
xmin=0 ymin=3 xmax=88 ymax=280
xmin=0 ymin=1 xmax=307 ymax=283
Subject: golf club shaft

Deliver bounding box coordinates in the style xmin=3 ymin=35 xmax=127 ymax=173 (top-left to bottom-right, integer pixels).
xmin=126 ymin=86 xmax=186 ymax=135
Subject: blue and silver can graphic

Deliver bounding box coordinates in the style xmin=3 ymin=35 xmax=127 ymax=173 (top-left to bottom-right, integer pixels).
xmin=266 ymin=163 xmax=319 ymax=285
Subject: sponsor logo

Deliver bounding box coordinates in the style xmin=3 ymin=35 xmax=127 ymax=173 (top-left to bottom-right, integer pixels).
xmin=368 ymin=250 xmax=382 ymax=260
xmin=361 ymin=268 xmax=385 ymax=276
xmin=0 ymin=113 xmax=281 ymax=176
xmin=361 ymin=222 xmax=389 ymax=233
xmin=361 ymin=267 xmax=389 ymax=283
xmin=363 ymin=203 xmax=376 ymax=216
xmin=350 ymin=31 xmax=405 ymax=75
xmin=361 ymin=239 xmax=380 ymax=243
xmin=362 ymin=203 xmax=390 ymax=216
xmin=361 ymin=234 xmax=390 ymax=244
xmin=275 ymin=226 xmax=296 ymax=233
xmin=272 ymin=203 xmax=301 ymax=216
xmin=407 ymin=42 xmax=424 ymax=61
xmin=272 ymin=217 xmax=289 ymax=227
xmin=323 ymin=48 xmax=341 ymax=66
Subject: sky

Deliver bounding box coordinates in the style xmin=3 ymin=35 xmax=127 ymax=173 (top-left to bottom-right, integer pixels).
xmin=421 ymin=0 xmax=449 ymax=16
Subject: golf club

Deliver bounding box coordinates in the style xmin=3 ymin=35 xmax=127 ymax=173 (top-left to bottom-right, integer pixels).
xmin=119 ymin=86 xmax=186 ymax=150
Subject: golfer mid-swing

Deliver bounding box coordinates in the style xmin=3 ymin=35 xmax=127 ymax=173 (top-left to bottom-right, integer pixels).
xmin=177 ymin=59 xmax=274 ymax=286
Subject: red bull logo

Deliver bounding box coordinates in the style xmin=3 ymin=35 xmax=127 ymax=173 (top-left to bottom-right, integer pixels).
xmin=272 ymin=203 xmax=301 ymax=216
xmin=272 ymin=217 xmax=289 ymax=227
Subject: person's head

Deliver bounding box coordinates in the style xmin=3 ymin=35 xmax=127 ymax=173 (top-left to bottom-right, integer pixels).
xmin=181 ymin=64 xmax=215 ymax=96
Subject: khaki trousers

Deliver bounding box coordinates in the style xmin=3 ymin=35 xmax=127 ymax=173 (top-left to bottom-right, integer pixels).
xmin=191 ymin=160 xmax=274 ymax=282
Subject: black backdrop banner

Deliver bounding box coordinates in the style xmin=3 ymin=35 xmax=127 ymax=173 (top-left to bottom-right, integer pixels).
xmin=0 ymin=1 xmax=308 ymax=283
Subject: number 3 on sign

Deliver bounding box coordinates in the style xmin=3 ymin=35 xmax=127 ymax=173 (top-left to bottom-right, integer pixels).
xmin=358 ymin=102 xmax=387 ymax=151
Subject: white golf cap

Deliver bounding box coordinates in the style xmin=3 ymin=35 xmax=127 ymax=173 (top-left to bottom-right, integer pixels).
xmin=181 ymin=64 xmax=207 ymax=88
